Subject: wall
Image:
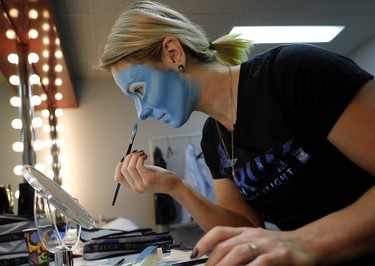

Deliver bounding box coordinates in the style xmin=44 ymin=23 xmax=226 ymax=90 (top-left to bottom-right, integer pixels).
xmin=349 ymin=35 xmax=375 ymax=75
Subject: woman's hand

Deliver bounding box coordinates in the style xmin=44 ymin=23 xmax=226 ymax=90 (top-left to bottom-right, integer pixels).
xmin=114 ymin=150 xmax=181 ymax=194
xmin=193 ymin=226 xmax=316 ymax=266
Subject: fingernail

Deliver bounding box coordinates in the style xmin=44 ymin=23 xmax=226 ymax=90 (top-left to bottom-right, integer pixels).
xmin=120 ymin=157 xmax=125 ymax=162
xmin=190 ymin=248 xmax=198 ymax=259
xmin=132 ymin=150 xmax=138 ymax=153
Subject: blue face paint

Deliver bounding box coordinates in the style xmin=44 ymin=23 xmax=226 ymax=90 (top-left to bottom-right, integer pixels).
xmin=113 ymin=64 xmax=200 ymax=128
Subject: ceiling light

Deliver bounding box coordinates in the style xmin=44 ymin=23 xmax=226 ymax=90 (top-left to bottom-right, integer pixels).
xmin=230 ymin=26 xmax=345 ymax=43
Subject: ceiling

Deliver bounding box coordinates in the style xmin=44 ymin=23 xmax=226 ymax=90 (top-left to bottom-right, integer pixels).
xmin=50 ymin=0 xmax=375 ymax=81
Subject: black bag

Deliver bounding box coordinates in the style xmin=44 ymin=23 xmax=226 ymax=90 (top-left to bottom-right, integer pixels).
xmin=81 ymin=228 xmax=174 ymax=260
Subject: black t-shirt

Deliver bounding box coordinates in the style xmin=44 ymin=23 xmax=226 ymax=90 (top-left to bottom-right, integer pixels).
xmin=202 ymin=44 xmax=374 ymax=229
xmin=202 ymin=44 xmax=375 ymax=264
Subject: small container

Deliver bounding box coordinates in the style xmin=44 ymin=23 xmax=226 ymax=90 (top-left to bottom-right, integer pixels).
xmin=23 ymin=228 xmax=51 ymax=265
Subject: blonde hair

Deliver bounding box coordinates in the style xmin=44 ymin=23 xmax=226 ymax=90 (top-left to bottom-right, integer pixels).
xmin=99 ymin=1 xmax=252 ymax=70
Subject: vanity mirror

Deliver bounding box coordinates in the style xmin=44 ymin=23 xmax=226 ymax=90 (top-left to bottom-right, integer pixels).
xmin=22 ymin=165 xmax=95 ymax=265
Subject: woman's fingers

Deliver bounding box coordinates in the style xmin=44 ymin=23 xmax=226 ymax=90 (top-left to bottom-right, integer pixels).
xmin=208 ymin=242 xmax=259 ymax=266
xmin=114 ymin=160 xmax=132 ymax=188
xmin=194 ymin=226 xmax=243 ymax=258
xmin=113 ymin=150 xmax=146 ymax=190
xmin=114 ymin=149 xmax=177 ymax=194
xmin=121 ymin=150 xmax=148 ymax=192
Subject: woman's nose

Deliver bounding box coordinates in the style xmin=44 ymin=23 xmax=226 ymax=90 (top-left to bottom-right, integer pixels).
xmin=137 ymin=107 xmax=152 ymax=120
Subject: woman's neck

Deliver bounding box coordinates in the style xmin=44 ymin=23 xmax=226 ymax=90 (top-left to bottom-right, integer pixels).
xmin=193 ymin=64 xmax=240 ymax=131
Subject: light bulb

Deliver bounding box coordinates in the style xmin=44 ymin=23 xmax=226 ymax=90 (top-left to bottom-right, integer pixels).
xmin=10 ymin=96 xmax=21 ymax=107
xmin=43 ymin=124 xmax=51 ymax=133
xmin=28 ymin=53 xmax=39 ymax=64
xmin=28 ymin=9 xmax=38 ymax=19
xmin=45 ymin=154 xmax=53 ymax=163
xmin=9 ymin=75 xmax=20 ymax=86
xmin=32 ymin=117 xmax=43 ymax=128
xmin=42 ymin=109 xmax=50 ymax=117
xmin=6 ymin=29 xmax=16 ymax=39
xmin=55 ymin=78 xmax=62 ymax=86
xmin=12 ymin=142 xmax=23 ymax=152
xmin=28 ymin=29 xmax=38 ymax=39
xmin=8 ymin=53 xmax=18 ymax=64
xmin=14 ymin=165 xmax=24 ymax=176
xmin=11 ymin=119 xmax=22 ymax=129
xmin=55 ymin=108 xmax=63 ymax=117
xmin=30 ymin=74 xmax=40 ymax=85
xmin=55 ymin=64 xmax=63 ymax=72
xmin=55 ymin=50 xmax=62 ymax=58
xmin=33 ymin=140 xmax=44 ymax=151
xmin=31 ymin=95 xmax=42 ymax=106
xmin=55 ymin=92 xmax=63 ymax=100
xmin=57 ymin=138 xmax=66 ymax=147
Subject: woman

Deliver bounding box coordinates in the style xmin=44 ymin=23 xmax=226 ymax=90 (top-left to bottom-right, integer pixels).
xmin=99 ymin=1 xmax=375 ymax=265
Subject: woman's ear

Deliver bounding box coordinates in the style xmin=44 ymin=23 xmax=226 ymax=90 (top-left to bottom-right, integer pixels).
xmin=161 ymin=36 xmax=186 ymax=71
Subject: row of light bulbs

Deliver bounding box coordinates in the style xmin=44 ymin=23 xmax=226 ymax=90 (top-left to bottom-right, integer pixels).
xmin=10 ymin=92 xmax=66 ymax=178
xmin=5 ymin=6 xmax=71 ymax=196
xmin=7 ymin=53 xmax=64 ymax=89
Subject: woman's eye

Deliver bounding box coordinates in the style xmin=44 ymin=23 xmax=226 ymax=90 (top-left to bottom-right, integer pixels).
xmin=128 ymin=82 xmax=146 ymax=98
xmin=134 ymin=86 xmax=143 ymax=94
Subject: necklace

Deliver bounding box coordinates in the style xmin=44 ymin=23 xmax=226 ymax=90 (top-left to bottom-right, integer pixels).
xmin=215 ymin=65 xmax=235 ymax=178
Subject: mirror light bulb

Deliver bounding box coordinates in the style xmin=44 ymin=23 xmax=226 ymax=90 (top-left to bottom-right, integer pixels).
xmin=55 ymin=108 xmax=63 ymax=117
xmin=31 ymin=95 xmax=42 ymax=106
xmin=14 ymin=165 xmax=24 ymax=176
xmin=8 ymin=53 xmax=18 ymax=64
xmin=10 ymin=96 xmax=21 ymax=107
xmin=32 ymin=117 xmax=43 ymax=128
xmin=9 ymin=75 xmax=20 ymax=86
xmin=12 ymin=142 xmax=23 ymax=152
xmin=55 ymin=93 xmax=63 ymax=100
xmin=30 ymin=74 xmax=40 ymax=85
xmin=28 ymin=53 xmax=39 ymax=64
xmin=33 ymin=140 xmax=44 ymax=151
xmin=11 ymin=119 xmax=22 ymax=129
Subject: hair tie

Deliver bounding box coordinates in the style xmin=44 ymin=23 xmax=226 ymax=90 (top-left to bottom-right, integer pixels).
xmin=209 ymin=42 xmax=214 ymax=50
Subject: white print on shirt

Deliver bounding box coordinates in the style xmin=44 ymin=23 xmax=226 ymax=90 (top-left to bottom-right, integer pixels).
xmin=217 ymin=138 xmax=311 ymax=201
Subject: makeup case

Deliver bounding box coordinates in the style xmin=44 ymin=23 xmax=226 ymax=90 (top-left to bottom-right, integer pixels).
xmin=81 ymin=228 xmax=174 ymax=260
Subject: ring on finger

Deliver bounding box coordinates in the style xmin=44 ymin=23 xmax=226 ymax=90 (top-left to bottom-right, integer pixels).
xmin=247 ymin=242 xmax=259 ymax=259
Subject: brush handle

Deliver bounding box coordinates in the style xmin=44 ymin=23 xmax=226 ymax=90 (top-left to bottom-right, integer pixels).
xmin=111 ymin=141 xmax=133 ymax=206
xmin=112 ymin=125 xmax=137 ymax=206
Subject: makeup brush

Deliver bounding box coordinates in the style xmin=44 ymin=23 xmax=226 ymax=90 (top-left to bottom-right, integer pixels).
xmin=112 ymin=123 xmax=138 ymax=206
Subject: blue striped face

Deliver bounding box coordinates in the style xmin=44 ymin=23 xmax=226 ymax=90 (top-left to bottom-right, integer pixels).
xmin=113 ymin=64 xmax=200 ymax=128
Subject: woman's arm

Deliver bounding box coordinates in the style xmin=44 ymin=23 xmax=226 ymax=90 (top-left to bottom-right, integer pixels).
xmin=172 ymin=178 xmax=264 ymax=231
xmin=327 ymin=79 xmax=375 ymax=175
xmin=114 ymin=152 xmax=263 ymax=232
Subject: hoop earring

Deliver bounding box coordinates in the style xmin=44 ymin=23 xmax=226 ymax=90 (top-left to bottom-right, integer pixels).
xmin=178 ymin=64 xmax=185 ymax=72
